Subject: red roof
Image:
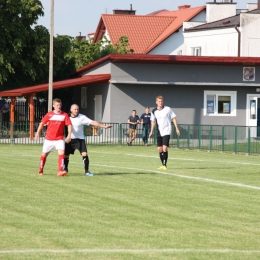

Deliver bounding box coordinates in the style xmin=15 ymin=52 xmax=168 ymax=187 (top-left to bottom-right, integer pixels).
xmin=0 ymin=74 xmax=110 ymax=97
xmin=146 ymin=6 xmax=206 ymax=53
xmin=72 ymin=54 xmax=260 ymax=77
xmin=95 ymin=14 xmax=176 ymax=54
xmin=93 ymin=5 xmax=205 ymax=54
xmin=2 ymin=53 xmax=260 ymax=97
xmin=146 ymin=9 xmax=170 ymax=16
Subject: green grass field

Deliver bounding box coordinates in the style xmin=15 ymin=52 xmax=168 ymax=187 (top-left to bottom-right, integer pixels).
xmin=1 ymin=144 xmax=260 ymax=260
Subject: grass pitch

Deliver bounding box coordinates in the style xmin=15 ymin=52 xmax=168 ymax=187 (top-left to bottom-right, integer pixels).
xmin=1 ymin=144 xmax=260 ymax=260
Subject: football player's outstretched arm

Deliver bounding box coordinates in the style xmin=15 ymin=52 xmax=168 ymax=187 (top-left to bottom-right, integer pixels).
xmin=35 ymin=122 xmax=44 ymax=140
xmin=149 ymin=121 xmax=156 ymax=138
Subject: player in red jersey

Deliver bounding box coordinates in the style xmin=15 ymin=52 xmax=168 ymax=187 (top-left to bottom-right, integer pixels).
xmin=35 ymin=98 xmax=72 ymax=176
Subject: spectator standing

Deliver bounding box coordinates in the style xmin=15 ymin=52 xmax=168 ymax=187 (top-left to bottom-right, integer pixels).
xmin=0 ymin=99 xmax=4 ymax=123
xmin=127 ymin=110 xmax=139 ymax=146
xmin=2 ymin=99 xmax=10 ymax=122
xmin=140 ymin=107 xmax=151 ymax=146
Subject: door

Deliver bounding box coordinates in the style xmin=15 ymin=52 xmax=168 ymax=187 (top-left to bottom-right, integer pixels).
xmin=94 ymin=95 xmax=102 ymax=122
xmin=247 ymin=95 xmax=260 ymax=137
xmin=93 ymin=95 xmax=102 ymax=136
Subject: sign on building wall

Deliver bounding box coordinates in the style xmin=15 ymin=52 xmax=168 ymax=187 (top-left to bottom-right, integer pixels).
xmin=243 ymin=67 xmax=255 ymax=81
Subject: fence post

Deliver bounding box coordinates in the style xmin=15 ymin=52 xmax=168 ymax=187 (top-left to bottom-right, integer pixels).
xmin=234 ymin=126 xmax=238 ymax=153
xmin=187 ymin=125 xmax=190 ymax=149
xmin=118 ymin=124 xmax=122 ymax=145
xmin=247 ymin=126 xmax=251 ymax=154
xmin=177 ymin=131 xmax=180 ymax=148
xmin=198 ymin=125 xmax=201 ymax=149
xmin=209 ymin=125 xmax=213 ymax=151
xmin=10 ymin=122 xmax=15 ymax=145
xmin=222 ymin=125 xmax=225 ymax=152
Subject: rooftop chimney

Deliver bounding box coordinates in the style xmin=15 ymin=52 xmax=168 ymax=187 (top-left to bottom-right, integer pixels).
xmin=76 ymin=32 xmax=86 ymax=41
xmin=178 ymin=5 xmax=191 ymax=10
xmin=206 ymin=1 xmax=236 ymax=23
xmin=113 ymin=4 xmax=136 ymax=15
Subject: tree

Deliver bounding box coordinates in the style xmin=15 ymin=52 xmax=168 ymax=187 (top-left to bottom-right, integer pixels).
xmin=68 ymin=36 xmax=134 ymax=70
xmin=52 ymin=35 xmax=134 ymax=110
xmin=0 ymin=0 xmax=45 ymax=88
xmin=0 ymin=0 xmax=134 ymax=93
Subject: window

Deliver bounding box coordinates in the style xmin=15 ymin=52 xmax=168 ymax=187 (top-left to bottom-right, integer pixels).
xmin=191 ymin=47 xmax=201 ymax=56
xmin=177 ymin=50 xmax=182 ymax=55
xmin=204 ymin=91 xmax=237 ymax=116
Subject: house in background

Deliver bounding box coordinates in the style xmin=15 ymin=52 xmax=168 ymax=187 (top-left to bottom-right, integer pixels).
xmin=91 ymin=1 xmax=258 ymax=56
xmin=1 ymin=54 xmax=260 ymax=138
xmin=92 ymin=4 xmax=206 ymax=55
xmin=183 ymin=2 xmax=260 ymax=56
xmin=69 ymin=54 xmax=260 ymax=137
xmin=2 ymin=2 xmax=260 ymax=139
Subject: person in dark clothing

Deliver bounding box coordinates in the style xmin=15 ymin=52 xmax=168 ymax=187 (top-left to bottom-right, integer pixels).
xmin=140 ymin=107 xmax=151 ymax=146
xmin=127 ymin=110 xmax=140 ymax=146
xmin=2 ymin=99 xmax=10 ymax=122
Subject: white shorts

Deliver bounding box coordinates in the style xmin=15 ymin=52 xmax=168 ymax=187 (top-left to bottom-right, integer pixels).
xmin=42 ymin=139 xmax=65 ymax=153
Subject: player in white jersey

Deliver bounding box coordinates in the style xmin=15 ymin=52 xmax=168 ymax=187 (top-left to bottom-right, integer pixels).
xmin=149 ymin=96 xmax=180 ymax=170
xmin=64 ymin=104 xmax=112 ymax=176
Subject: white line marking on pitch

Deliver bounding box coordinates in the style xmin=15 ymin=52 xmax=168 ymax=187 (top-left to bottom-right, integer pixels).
xmin=125 ymin=154 xmax=260 ymax=166
xmin=91 ymin=164 xmax=260 ymax=191
xmin=20 ymin=151 xmax=260 ymax=166
xmin=1 ymin=248 xmax=260 ymax=254
xmin=91 ymin=151 xmax=260 ymax=166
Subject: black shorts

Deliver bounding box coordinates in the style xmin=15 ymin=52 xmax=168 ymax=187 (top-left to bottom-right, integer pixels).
xmin=65 ymin=139 xmax=87 ymax=155
xmin=157 ymin=135 xmax=170 ymax=147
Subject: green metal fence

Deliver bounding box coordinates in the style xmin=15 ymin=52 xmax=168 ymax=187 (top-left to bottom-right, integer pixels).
xmin=1 ymin=122 xmax=260 ymax=154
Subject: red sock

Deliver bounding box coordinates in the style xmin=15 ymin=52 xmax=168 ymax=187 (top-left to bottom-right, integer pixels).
xmin=39 ymin=156 xmax=46 ymax=172
xmin=58 ymin=154 xmax=64 ymax=171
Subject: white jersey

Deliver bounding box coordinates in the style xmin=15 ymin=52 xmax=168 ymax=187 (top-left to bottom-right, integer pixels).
xmin=150 ymin=106 xmax=176 ymax=137
xmin=70 ymin=113 xmax=93 ymax=139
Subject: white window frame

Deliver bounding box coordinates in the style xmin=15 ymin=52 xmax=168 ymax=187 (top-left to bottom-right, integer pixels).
xmin=191 ymin=47 xmax=201 ymax=56
xmin=203 ymin=90 xmax=237 ymax=116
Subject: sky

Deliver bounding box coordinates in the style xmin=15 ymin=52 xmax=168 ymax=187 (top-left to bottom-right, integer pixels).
xmin=37 ymin=0 xmax=255 ymax=37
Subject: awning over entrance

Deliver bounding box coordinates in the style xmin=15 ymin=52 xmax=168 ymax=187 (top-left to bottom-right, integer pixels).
xmin=0 ymin=74 xmax=111 ymax=140
xmin=0 ymin=74 xmax=111 ymax=97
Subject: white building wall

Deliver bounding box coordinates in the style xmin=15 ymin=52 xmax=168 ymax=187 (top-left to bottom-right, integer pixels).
xmin=240 ymin=13 xmax=260 ymax=57
xmin=184 ymin=28 xmax=238 ymax=56
xmin=206 ymin=3 xmax=236 ymax=23
xmin=104 ymin=30 xmax=110 ymax=42
xmin=247 ymin=3 xmax=258 ymax=11
xmin=148 ymin=10 xmax=206 ymax=55
xmin=183 ymin=21 xmax=205 ymax=30
xmin=148 ymin=32 xmax=183 ymax=55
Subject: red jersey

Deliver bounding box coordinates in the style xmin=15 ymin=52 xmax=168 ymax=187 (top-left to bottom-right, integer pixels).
xmin=41 ymin=111 xmax=71 ymax=140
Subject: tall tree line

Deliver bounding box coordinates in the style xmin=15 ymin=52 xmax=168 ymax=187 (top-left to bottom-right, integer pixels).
xmin=0 ymin=0 xmax=133 ymax=96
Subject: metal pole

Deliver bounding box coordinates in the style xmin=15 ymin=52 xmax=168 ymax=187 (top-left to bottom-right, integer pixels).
xmin=48 ymin=0 xmax=54 ymax=111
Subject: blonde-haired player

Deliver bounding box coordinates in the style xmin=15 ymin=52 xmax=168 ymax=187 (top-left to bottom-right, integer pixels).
xmin=149 ymin=96 xmax=180 ymax=170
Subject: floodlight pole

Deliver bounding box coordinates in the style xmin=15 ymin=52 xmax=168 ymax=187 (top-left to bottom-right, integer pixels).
xmin=48 ymin=0 xmax=54 ymax=111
